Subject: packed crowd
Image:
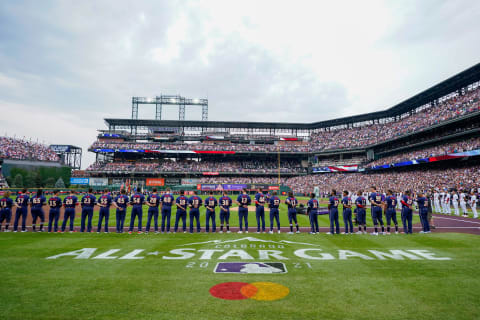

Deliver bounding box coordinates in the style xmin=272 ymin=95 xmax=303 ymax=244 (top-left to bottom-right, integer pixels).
xmin=309 ymin=86 xmax=480 ymax=150
xmin=86 ymin=160 xmax=306 ymax=174
xmin=285 ymin=165 xmax=480 ymax=195
xmin=368 ymin=136 xmax=480 ymax=167
xmin=0 ymin=137 xmax=59 ymax=162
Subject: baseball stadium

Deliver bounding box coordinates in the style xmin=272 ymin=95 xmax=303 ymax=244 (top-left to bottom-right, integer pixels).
xmin=1 ymin=3 xmax=480 ymax=319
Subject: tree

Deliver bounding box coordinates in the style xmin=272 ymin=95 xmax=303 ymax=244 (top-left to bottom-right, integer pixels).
xmin=55 ymin=177 xmax=66 ymax=189
xmin=13 ymin=174 xmax=23 ymax=188
xmin=44 ymin=177 xmax=56 ymax=188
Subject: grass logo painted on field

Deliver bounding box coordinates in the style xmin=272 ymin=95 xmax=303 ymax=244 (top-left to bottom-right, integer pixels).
xmin=214 ymin=262 xmax=287 ymax=274
xmin=209 ymin=282 xmax=289 ymax=301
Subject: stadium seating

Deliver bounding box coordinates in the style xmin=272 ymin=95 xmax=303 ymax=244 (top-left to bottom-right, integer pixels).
xmin=0 ymin=137 xmax=59 ymax=162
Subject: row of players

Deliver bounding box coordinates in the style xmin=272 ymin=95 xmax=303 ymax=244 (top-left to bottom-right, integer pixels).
xmin=432 ymin=190 xmax=478 ymax=217
xmin=0 ymin=187 xmax=431 ymax=235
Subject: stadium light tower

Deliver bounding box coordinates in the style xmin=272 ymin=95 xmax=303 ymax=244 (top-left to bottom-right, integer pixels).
xmin=131 ymin=95 xmax=208 ymax=121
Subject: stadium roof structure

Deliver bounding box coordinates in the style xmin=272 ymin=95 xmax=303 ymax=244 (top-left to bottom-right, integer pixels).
xmin=105 ymin=62 xmax=480 ymax=130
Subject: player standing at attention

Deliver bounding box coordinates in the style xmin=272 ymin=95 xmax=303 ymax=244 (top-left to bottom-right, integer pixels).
xmin=452 ymin=190 xmax=460 ymax=216
xmin=129 ymin=187 xmax=145 ymax=234
xmin=401 ymin=190 xmax=413 ymax=234
xmin=341 ymin=191 xmax=353 ymax=235
xmin=236 ymin=189 xmax=251 ymax=234
xmin=114 ymin=189 xmax=129 ymax=233
xmin=218 ymin=191 xmax=232 ymax=233
xmin=47 ymin=190 xmax=62 ymax=233
xmin=188 ymin=191 xmax=202 ymax=233
xmin=433 ymin=190 xmax=441 ymax=213
xmin=327 ymin=189 xmax=340 ymax=235
xmin=96 ymin=189 xmax=112 ymax=233
xmin=307 ymin=193 xmax=319 ymax=234
xmin=269 ymin=191 xmax=281 ymax=234
xmin=145 ymin=188 xmax=161 ymax=234
xmin=355 ymin=191 xmax=367 ymax=234
xmin=459 ymin=190 xmax=468 ymax=217
xmin=174 ymin=190 xmax=188 ymax=233
xmin=204 ymin=191 xmax=217 ymax=233
xmin=385 ymin=190 xmax=398 ymax=234
xmin=30 ymin=189 xmax=47 ymax=232
xmin=80 ymin=188 xmax=96 ymax=233
xmin=369 ymin=186 xmax=385 ymax=235
xmin=13 ymin=189 xmax=29 ymax=232
xmin=254 ymin=189 xmax=266 ymax=233
xmin=416 ymin=192 xmax=430 ymax=233
xmin=0 ymin=191 xmax=16 ymax=232
xmin=159 ymin=188 xmax=174 ymax=233
xmin=285 ymin=191 xmax=300 ymax=234
xmin=469 ymin=190 xmax=477 ymax=218
xmin=62 ymin=190 xmax=78 ymax=233
xmin=444 ymin=190 xmax=452 ymax=214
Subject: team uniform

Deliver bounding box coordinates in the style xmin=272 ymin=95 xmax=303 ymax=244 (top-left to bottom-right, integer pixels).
xmin=97 ymin=194 xmax=112 ymax=233
xmin=0 ymin=197 xmax=14 ymax=231
xmin=129 ymin=192 xmax=145 ymax=232
xmin=328 ymin=195 xmax=340 ymax=234
xmin=13 ymin=193 xmax=29 ymax=232
xmin=444 ymin=193 xmax=451 ymax=214
xmin=174 ymin=195 xmax=189 ymax=233
xmin=204 ymin=196 xmax=217 ymax=233
xmin=452 ymin=193 xmax=460 ymax=216
xmin=188 ymin=195 xmax=202 ymax=233
xmin=237 ymin=194 xmax=251 ymax=233
xmin=369 ymin=192 xmax=385 ymax=235
xmin=307 ymin=198 xmax=319 ymax=234
xmin=47 ymin=196 xmax=62 ymax=232
xmin=160 ymin=193 xmax=174 ymax=233
xmin=269 ymin=195 xmax=281 ymax=233
xmin=459 ymin=192 xmax=468 ymax=216
xmin=145 ymin=193 xmax=160 ymax=233
xmin=341 ymin=196 xmax=353 ymax=234
xmin=416 ymin=196 xmax=430 ymax=233
xmin=218 ymin=195 xmax=233 ymax=233
xmin=469 ymin=194 xmax=478 ymax=218
xmin=385 ymin=195 xmax=399 ymax=233
xmin=30 ymin=194 xmax=46 ymax=232
xmin=254 ymin=192 xmax=266 ymax=233
xmin=80 ymin=193 xmax=96 ymax=232
xmin=285 ymin=196 xmax=300 ymax=233
xmin=114 ymin=194 xmax=129 ymax=233
xmin=355 ymin=196 xmax=367 ymax=233
xmin=62 ymin=195 xmax=78 ymax=232
xmin=401 ymin=195 xmax=413 ymax=234
xmin=433 ymin=192 xmax=441 ymax=213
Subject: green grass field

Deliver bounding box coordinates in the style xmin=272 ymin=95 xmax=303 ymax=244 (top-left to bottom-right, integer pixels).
xmin=0 ymin=232 xmax=479 ymax=319
xmin=49 ymin=194 xmax=421 ymax=228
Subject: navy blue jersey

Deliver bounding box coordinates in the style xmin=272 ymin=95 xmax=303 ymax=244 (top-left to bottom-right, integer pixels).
xmin=114 ymin=195 xmax=129 ymax=210
xmin=147 ymin=194 xmax=161 ymax=207
xmin=307 ymin=198 xmax=319 ymax=212
xmin=237 ymin=194 xmax=251 ymax=208
xmin=31 ymin=195 xmax=46 ymax=208
xmin=255 ymin=193 xmax=266 ymax=207
xmin=63 ymin=195 xmax=78 ymax=208
xmin=416 ymin=196 xmax=427 ymax=210
xmin=130 ymin=193 xmax=145 ymax=207
xmin=81 ymin=194 xmax=96 ymax=208
xmin=160 ymin=193 xmax=174 ymax=207
xmin=0 ymin=197 xmax=13 ymax=210
xmin=48 ymin=196 xmax=62 ymax=209
xmin=369 ymin=192 xmax=384 ymax=208
xmin=329 ymin=196 xmax=339 ymax=209
xmin=269 ymin=196 xmax=281 ymax=209
xmin=176 ymin=196 xmax=189 ymax=210
xmin=97 ymin=195 xmax=112 ymax=208
xmin=219 ymin=196 xmax=233 ymax=209
xmin=15 ymin=194 xmax=29 ymax=208
xmin=285 ymin=197 xmax=298 ymax=210
xmin=355 ymin=196 xmax=366 ymax=209
xmin=401 ymin=196 xmax=413 ymax=209
xmin=386 ymin=195 xmax=397 ymax=209
xmin=205 ymin=196 xmax=217 ymax=208
xmin=342 ymin=196 xmax=352 ymax=208
xmin=189 ymin=196 xmax=202 ymax=209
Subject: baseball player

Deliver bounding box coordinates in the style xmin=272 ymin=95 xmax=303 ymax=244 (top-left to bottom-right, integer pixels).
xmin=459 ymin=190 xmax=468 ymax=217
xmin=444 ymin=191 xmax=452 ymax=214
xmin=469 ymin=191 xmax=477 ymax=218
xmin=268 ymin=191 xmax=281 ymax=234
xmin=62 ymin=190 xmax=78 ymax=233
xmin=341 ymin=190 xmax=353 ymax=235
xmin=204 ymin=191 xmax=217 ymax=233
xmin=114 ymin=189 xmax=129 ymax=233
xmin=236 ymin=189 xmax=251 ymax=234
xmin=174 ymin=190 xmax=188 ymax=233
xmin=307 ymin=192 xmax=319 ymax=234
xmin=188 ymin=191 xmax=202 ymax=233
xmin=13 ymin=189 xmax=29 ymax=232
xmin=254 ymin=189 xmax=266 ymax=233
xmin=416 ymin=192 xmax=430 ymax=233
xmin=146 ymin=188 xmax=161 ymax=234
xmin=159 ymin=188 xmax=174 ymax=233
xmin=47 ymin=190 xmax=62 ymax=233
xmin=285 ymin=191 xmax=300 ymax=234
xmin=97 ymin=189 xmax=112 ymax=233
xmin=401 ymin=190 xmax=413 ymax=234
xmin=369 ymin=186 xmax=385 ymax=235
xmin=355 ymin=190 xmax=367 ymax=234
xmin=80 ymin=188 xmax=96 ymax=233
xmin=433 ymin=190 xmax=441 ymax=213
xmin=0 ymin=191 xmax=17 ymax=232
xmin=129 ymin=187 xmax=145 ymax=234
xmin=218 ymin=191 xmax=232 ymax=233
xmin=452 ymin=190 xmax=460 ymax=216
xmin=30 ymin=189 xmax=47 ymax=232
xmin=385 ymin=190 xmax=399 ymax=234
xmin=327 ymin=189 xmax=340 ymax=235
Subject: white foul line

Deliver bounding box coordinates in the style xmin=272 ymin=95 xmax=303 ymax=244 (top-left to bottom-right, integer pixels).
xmin=433 ymin=216 xmax=480 ymax=225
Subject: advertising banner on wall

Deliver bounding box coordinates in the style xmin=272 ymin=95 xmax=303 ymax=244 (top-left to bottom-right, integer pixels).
xmin=146 ymin=178 xmax=165 ymax=186
xmin=70 ymin=177 xmax=89 ymax=185
xmin=182 ymin=178 xmax=199 ymax=185
xmin=89 ymin=178 xmax=108 ymax=186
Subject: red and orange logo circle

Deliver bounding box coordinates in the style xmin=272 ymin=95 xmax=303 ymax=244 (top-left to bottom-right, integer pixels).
xmin=209 ymin=282 xmax=289 ymax=301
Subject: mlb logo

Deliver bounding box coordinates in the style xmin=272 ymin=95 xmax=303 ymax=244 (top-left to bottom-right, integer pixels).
xmin=214 ymin=262 xmax=287 ymax=274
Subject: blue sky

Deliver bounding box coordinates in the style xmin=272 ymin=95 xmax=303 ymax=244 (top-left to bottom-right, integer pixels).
xmin=0 ymin=0 xmax=479 ymax=168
